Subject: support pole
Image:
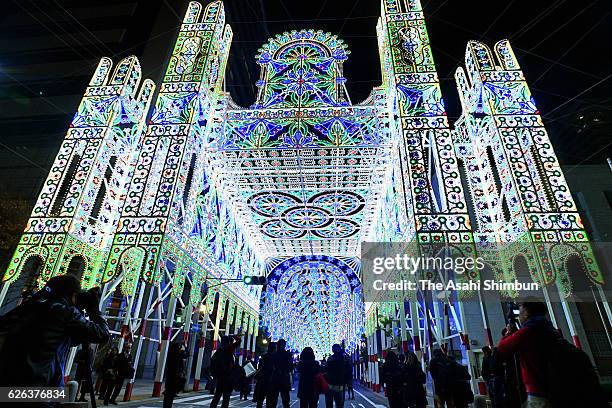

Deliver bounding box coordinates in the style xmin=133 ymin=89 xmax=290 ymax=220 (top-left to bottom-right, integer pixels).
xmin=0 ymin=281 xmax=11 ymax=310
xmin=399 ymin=300 xmax=409 ymax=353
xmin=153 ymin=294 xmax=177 ymax=397
xmin=125 ymin=284 xmax=154 ymax=401
xmin=477 ymin=289 xmax=494 ymax=346
xmin=457 ymin=300 xmax=477 ymax=394
xmin=410 ymin=299 xmax=422 ymax=363
xmin=193 ymin=311 xmax=210 ymax=391
xmin=183 ymin=307 xmax=197 ymax=391
xmin=212 ymin=296 xmax=222 ymax=352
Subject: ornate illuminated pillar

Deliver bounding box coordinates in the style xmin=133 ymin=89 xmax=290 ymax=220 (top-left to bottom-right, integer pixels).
xmin=102 ymin=0 xmax=231 ymax=295
xmin=453 ymin=39 xmax=606 ymax=348
xmin=377 ymin=0 xmax=477 ymax=379
xmin=0 ymin=56 xmax=154 ymax=307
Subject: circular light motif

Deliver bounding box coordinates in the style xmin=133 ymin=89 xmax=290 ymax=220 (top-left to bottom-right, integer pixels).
xmin=282 ymin=207 xmax=332 ymax=229
xmin=261 ymin=220 xmax=306 ymax=239
xmin=308 ymin=191 xmax=364 ymax=216
xmin=312 ymin=219 xmax=359 ymax=238
xmin=248 ymin=192 xmax=300 ymax=217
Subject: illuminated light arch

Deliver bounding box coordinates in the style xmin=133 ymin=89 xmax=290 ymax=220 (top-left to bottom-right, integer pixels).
xmin=262 ymin=255 xmax=364 ymax=357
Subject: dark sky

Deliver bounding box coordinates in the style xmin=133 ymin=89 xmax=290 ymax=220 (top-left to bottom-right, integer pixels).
xmin=220 ymin=0 xmax=612 ymax=165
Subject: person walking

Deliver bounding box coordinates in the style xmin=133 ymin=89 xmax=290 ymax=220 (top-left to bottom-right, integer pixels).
xmin=380 ymin=351 xmax=406 ymax=408
xmin=324 ymin=344 xmax=351 ymax=408
xmin=254 ymin=342 xmax=276 ymax=408
xmin=297 ymin=347 xmax=321 ymax=408
xmin=481 ymin=346 xmax=505 ymax=408
xmin=428 ymin=349 xmax=454 ymax=408
xmin=209 ymin=335 xmax=241 ymax=408
xmin=0 ymin=275 xmax=109 ymax=388
xmin=404 ymin=352 xmax=427 ymax=408
xmin=103 ymin=345 xmax=134 ymax=405
xmin=163 ymin=341 xmax=187 ymax=408
xmin=267 ymin=338 xmax=293 ymax=408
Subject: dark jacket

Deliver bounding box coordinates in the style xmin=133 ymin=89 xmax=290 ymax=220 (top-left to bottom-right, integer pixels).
xmin=254 ymin=352 xmax=274 ymax=402
xmin=481 ymin=354 xmax=493 ymax=381
xmin=114 ymin=352 xmax=134 ymax=379
xmin=404 ymin=363 xmax=427 ymax=406
xmin=165 ymin=348 xmax=186 ymax=392
xmin=270 ymin=349 xmax=293 ymax=390
xmin=0 ymin=292 xmax=109 ymax=387
xmin=324 ymin=353 xmax=351 ymax=386
xmin=297 ymin=360 xmax=320 ymax=400
xmin=380 ymin=360 xmax=404 ymax=395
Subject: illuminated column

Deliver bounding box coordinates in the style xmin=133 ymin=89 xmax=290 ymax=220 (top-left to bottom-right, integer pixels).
xmin=102 ymin=0 xmax=232 ymax=290
xmin=153 ymin=294 xmax=177 ymax=397
xmin=1 ymin=56 xmax=154 ymax=307
xmin=453 ymin=39 xmax=604 ymax=345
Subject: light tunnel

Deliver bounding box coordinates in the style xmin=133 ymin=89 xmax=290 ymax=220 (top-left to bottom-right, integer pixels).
xmin=261 ymin=255 xmax=364 ymax=358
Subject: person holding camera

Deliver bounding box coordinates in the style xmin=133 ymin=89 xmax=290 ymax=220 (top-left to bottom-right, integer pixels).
xmin=0 ymin=274 xmax=110 ymax=388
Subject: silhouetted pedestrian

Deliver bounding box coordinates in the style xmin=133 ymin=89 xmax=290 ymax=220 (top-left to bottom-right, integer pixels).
xmin=324 ymin=344 xmax=351 ymax=408
xmin=163 ymin=341 xmax=187 ymax=408
xmin=209 ymin=335 xmax=241 ymax=408
xmin=404 ymin=352 xmax=426 ymax=408
xmin=254 ymin=342 xmax=276 ymax=408
xmin=297 ymin=347 xmax=321 ymax=408
xmin=267 ymin=339 xmax=293 ymax=408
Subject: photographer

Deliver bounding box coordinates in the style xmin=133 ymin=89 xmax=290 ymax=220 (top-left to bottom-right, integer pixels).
xmin=0 ymin=274 xmax=110 ymax=387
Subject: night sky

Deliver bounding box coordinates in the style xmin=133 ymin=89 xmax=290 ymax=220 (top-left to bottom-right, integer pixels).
xmin=4 ymin=0 xmax=612 ymax=166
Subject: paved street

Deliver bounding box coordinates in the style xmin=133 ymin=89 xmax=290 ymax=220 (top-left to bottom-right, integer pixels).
xmin=121 ymin=384 xmax=390 ymax=408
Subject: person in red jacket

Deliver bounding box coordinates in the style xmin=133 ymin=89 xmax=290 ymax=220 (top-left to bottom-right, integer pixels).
xmin=496 ymin=301 xmax=556 ymax=408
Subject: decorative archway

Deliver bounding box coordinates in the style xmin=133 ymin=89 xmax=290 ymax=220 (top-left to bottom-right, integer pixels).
xmin=262 ymin=255 xmax=363 ymax=357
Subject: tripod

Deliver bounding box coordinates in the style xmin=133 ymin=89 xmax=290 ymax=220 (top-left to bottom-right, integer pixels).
xmin=82 ymin=343 xmax=97 ymax=408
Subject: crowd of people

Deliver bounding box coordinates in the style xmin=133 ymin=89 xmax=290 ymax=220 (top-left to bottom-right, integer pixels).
xmin=0 ymin=274 xmax=608 ymax=408
xmin=206 ymin=336 xmax=354 ymax=408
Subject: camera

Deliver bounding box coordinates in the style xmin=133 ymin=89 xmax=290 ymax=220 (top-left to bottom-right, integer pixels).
xmin=75 ymin=287 xmax=102 ymax=311
xmin=505 ymin=302 xmax=521 ymax=328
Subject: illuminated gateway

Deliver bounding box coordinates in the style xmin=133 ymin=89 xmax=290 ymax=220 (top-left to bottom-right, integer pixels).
xmin=1 ymin=0 xmax=610 ymax=395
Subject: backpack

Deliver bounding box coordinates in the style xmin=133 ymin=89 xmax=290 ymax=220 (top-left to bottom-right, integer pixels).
xmin=382 ymin=362 xmax=404 ymax=391
xmin=543 ymin=334 xmax=606 ymax=407
xmin=431 ymin=358 xmax=455 ymax=393
xmin=452 ymin=363 xmax=474 ymax=404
